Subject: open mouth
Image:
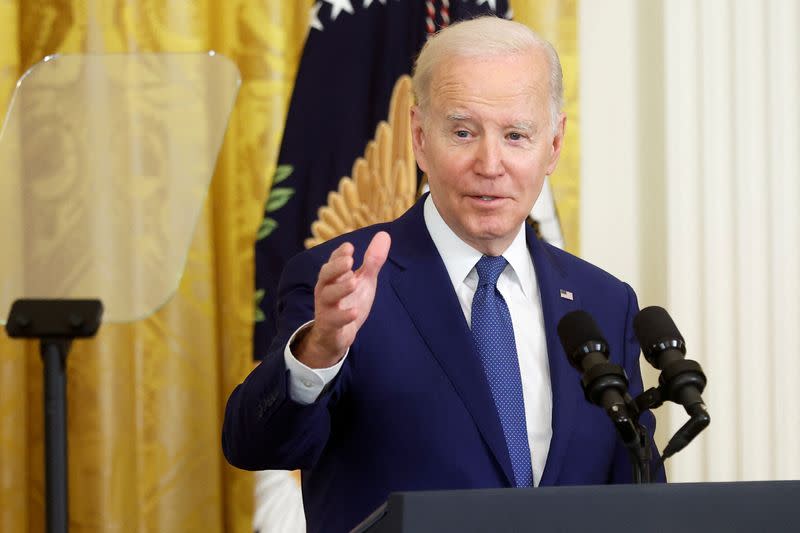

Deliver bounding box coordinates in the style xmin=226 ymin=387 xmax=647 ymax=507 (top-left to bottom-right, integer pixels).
xmin=471 ymin=195 xmax=503 ymax=202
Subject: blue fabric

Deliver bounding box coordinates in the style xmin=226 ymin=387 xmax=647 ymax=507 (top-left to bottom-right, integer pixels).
xmin=471 ymin=256 xmax=533 ymax=487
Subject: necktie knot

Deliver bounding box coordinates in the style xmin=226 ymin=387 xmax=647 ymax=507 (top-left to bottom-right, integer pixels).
xmin=475 ymin=255 xmax=508 ymax=287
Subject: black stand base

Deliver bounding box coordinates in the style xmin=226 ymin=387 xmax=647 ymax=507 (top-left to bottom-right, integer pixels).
xmin=41 ymin=339 xmax=70 ymax=533
xmin=6 ymin=299 xmax=103 ymax=533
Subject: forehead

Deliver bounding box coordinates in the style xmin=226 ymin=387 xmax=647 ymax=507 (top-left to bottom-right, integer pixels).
xmin=428 ymin=51 xmax=551 ymax=119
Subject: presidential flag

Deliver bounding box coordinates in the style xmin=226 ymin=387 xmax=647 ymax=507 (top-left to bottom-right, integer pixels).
xmin=254 ymin=0 xmax=510 ymax=359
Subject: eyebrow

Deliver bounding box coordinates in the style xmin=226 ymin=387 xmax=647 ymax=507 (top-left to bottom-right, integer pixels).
xmin=510 ymin=121 xmax=536 ymax=132
xmin=447 ymin=113 xmax=536 ymax=131
xmin=445 ymin=113 xmax=537 ymax=133
xmin=446 ymin=113 xmax=472 ymax=122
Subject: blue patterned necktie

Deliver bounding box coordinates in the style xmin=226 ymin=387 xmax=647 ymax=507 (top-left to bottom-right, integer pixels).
xmin=471 ymin=255 xmax=533 ymax=487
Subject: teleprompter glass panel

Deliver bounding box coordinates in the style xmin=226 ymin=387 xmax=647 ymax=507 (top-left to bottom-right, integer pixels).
xmin=0 ymin=53 xmax=240 ymax=324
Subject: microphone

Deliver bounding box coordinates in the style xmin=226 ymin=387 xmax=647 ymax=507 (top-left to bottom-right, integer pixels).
xmin=557 ymin=310 xmax=637 ymax=445
xmin=633 ymin=306 xmax=710 ymax=458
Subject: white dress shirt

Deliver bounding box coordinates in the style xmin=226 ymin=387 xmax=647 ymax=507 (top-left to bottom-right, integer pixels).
xmin=283 ymin=195 xmax=553 ymax=486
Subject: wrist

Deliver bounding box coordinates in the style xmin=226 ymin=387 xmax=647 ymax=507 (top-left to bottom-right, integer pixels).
xmin=292 ymin=324 xmax=344 ymax=369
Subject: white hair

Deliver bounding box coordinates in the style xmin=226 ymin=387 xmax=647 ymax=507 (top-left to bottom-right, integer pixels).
xmin=411 ymin=16 xmax=564 ymax=133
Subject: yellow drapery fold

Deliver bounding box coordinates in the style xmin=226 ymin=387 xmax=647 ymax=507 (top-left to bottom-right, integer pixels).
xmin=0 ymin=1 xmax=577 ymax=531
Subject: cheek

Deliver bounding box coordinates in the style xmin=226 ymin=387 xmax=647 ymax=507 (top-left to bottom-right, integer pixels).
xmin=511 ymin=151 xmax=549 ymax=180
xmin=440 ymin=151 xmax=475 ymax=179
xmin=428 ymin=156 xmax=461 ymax=185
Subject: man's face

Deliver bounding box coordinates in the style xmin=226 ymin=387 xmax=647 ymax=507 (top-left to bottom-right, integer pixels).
xmin=411 ymin=49 xmax=565 ymax=255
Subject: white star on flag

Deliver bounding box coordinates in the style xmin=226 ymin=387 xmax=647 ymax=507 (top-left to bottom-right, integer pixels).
xmin=324 ymin=0 xmax=355 ymax=21
xmin=310 ymin=2 xmax=324 ymax=31
xmin=363 ymin=0 xmax=386 ymax=8
xmin=476 ymin=0 xmax=497 ymax=11
xmin=559 ymin=289 xmax=574 ymax=301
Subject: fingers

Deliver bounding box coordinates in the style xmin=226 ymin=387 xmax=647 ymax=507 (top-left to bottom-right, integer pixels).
xmin=330 ymin=241 xmax=354 ymax=260
xmin=315 ymin=232 xmax=390 ymax=321
xmin=358 ymin=231 xmax=391 ymax=280
xmin=318 ymin=306 xmax=359 ymax=329
xmin=315 ymin=242 xmax=358 ymax=318
xmin=306 ymin=234 xmax=389 ymax=360
xmin=317 ymin=242 xmax=354 ymax=286
xmin=317 ymin=271 xmax=356 ymax=307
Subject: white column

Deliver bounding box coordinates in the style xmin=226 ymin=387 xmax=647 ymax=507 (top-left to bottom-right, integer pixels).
xmin=662 ymin=0 xmax=707 ymax=481
xmin=579 ymin=0 xmax=641 ymax=289
xmin=663 ymin=0 xmax=800 ymax=482
xmin=766 ymin=0 xmax=800 ymax=480
xmin=579 ymin=0 xmax=673 ymax=458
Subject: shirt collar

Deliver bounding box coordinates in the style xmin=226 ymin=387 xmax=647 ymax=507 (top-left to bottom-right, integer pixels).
xmin=423 ymin=194 xmax=534 ymax=299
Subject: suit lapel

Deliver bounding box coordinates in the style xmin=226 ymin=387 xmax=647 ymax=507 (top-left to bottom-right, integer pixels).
xmin=384 ymin=200 xmax=588 ymax=486
xmin=387 ymin=200 xmax=516 ymax=486
xmin=527 ymin=230 xmax=583 ymax=485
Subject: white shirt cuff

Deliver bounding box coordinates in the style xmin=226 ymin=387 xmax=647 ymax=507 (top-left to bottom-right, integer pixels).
xmin=283 ymin=320 xmax=348 ymax=405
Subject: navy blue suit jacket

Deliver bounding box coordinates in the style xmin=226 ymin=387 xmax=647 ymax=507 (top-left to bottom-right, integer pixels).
xmin=223 ymin=196 xmax=662 ymax=533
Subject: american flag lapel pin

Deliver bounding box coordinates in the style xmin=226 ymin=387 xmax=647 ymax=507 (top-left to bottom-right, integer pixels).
xmin=559 ymin=289 xmax=574 ymax=301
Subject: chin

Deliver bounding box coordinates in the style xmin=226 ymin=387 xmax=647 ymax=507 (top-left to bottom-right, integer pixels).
xmin=468 ymin=227 xmax=512 ymax=244
xmin=471 ymin=219 xmax=514 ymax=236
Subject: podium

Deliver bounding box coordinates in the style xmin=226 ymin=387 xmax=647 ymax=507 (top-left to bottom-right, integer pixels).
xmin=353 ymin=481 xmax=800 ymax=533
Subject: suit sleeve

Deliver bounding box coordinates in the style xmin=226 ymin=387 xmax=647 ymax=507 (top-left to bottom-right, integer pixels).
xmin=221 ymin=249 xmax=347 ymax=471
xmin=608 ymin=282 xmax=667 ymax=483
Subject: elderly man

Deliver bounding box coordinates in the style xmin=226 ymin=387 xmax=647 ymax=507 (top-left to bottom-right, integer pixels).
xmin=223 ymin=16 xmax=661 ymax=533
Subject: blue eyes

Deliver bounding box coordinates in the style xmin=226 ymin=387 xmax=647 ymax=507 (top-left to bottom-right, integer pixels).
xmin=452 ymin=130 xmax=527 ymax=141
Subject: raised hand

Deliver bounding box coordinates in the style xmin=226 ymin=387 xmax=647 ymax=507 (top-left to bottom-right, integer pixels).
xmin=294 ymin=231 xmax=391 ymax=368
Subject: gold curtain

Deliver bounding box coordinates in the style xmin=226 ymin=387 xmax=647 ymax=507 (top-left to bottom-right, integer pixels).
xmin=513 ymin=0 xmax=580 ymax=252
xmin=0 ymin=1 xmax=311 ymax=531
xmin=0 ymin=1 xmax=577 ymax=532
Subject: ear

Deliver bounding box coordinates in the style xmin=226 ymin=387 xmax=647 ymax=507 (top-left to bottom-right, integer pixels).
xmin=410 ymin=105 xmax=429 ymax=173
xmin=545 ymin=113 xmax=567 ymax=176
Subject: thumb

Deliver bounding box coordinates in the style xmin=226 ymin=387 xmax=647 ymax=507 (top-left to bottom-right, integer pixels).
xmin=359 ymin=231 xmax=391 ymax=280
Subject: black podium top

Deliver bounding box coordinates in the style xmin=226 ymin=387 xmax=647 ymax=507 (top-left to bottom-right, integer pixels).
xmin=355 ymin=480 xmax=800 ymax=533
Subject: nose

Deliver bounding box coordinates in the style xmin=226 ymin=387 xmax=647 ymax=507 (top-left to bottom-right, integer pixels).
xmin=474 ymin=135 xmax=504 ymax=178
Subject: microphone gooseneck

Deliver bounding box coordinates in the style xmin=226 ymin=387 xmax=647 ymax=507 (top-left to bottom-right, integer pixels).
xmin=557 ymin=311 xmax=638 ymax=446
xmin=633 ymin=306 xmax=710 ymax=458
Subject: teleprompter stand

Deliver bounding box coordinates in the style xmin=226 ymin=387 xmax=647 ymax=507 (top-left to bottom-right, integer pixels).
xmin=6 ymin=299 xmax=103 ymax=533
xmin=0 ymin=52 xmax=241 ymax=533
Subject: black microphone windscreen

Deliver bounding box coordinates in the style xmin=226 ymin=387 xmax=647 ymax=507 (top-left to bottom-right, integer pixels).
xmin=557 ymin=310 xmax=608 ymax=362
xmin=633 ymin=306 xmax=685 ymax=350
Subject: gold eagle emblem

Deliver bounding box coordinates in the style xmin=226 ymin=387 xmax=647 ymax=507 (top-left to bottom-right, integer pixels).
xmin=304 ymin=75 xmax=419 ymax=249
